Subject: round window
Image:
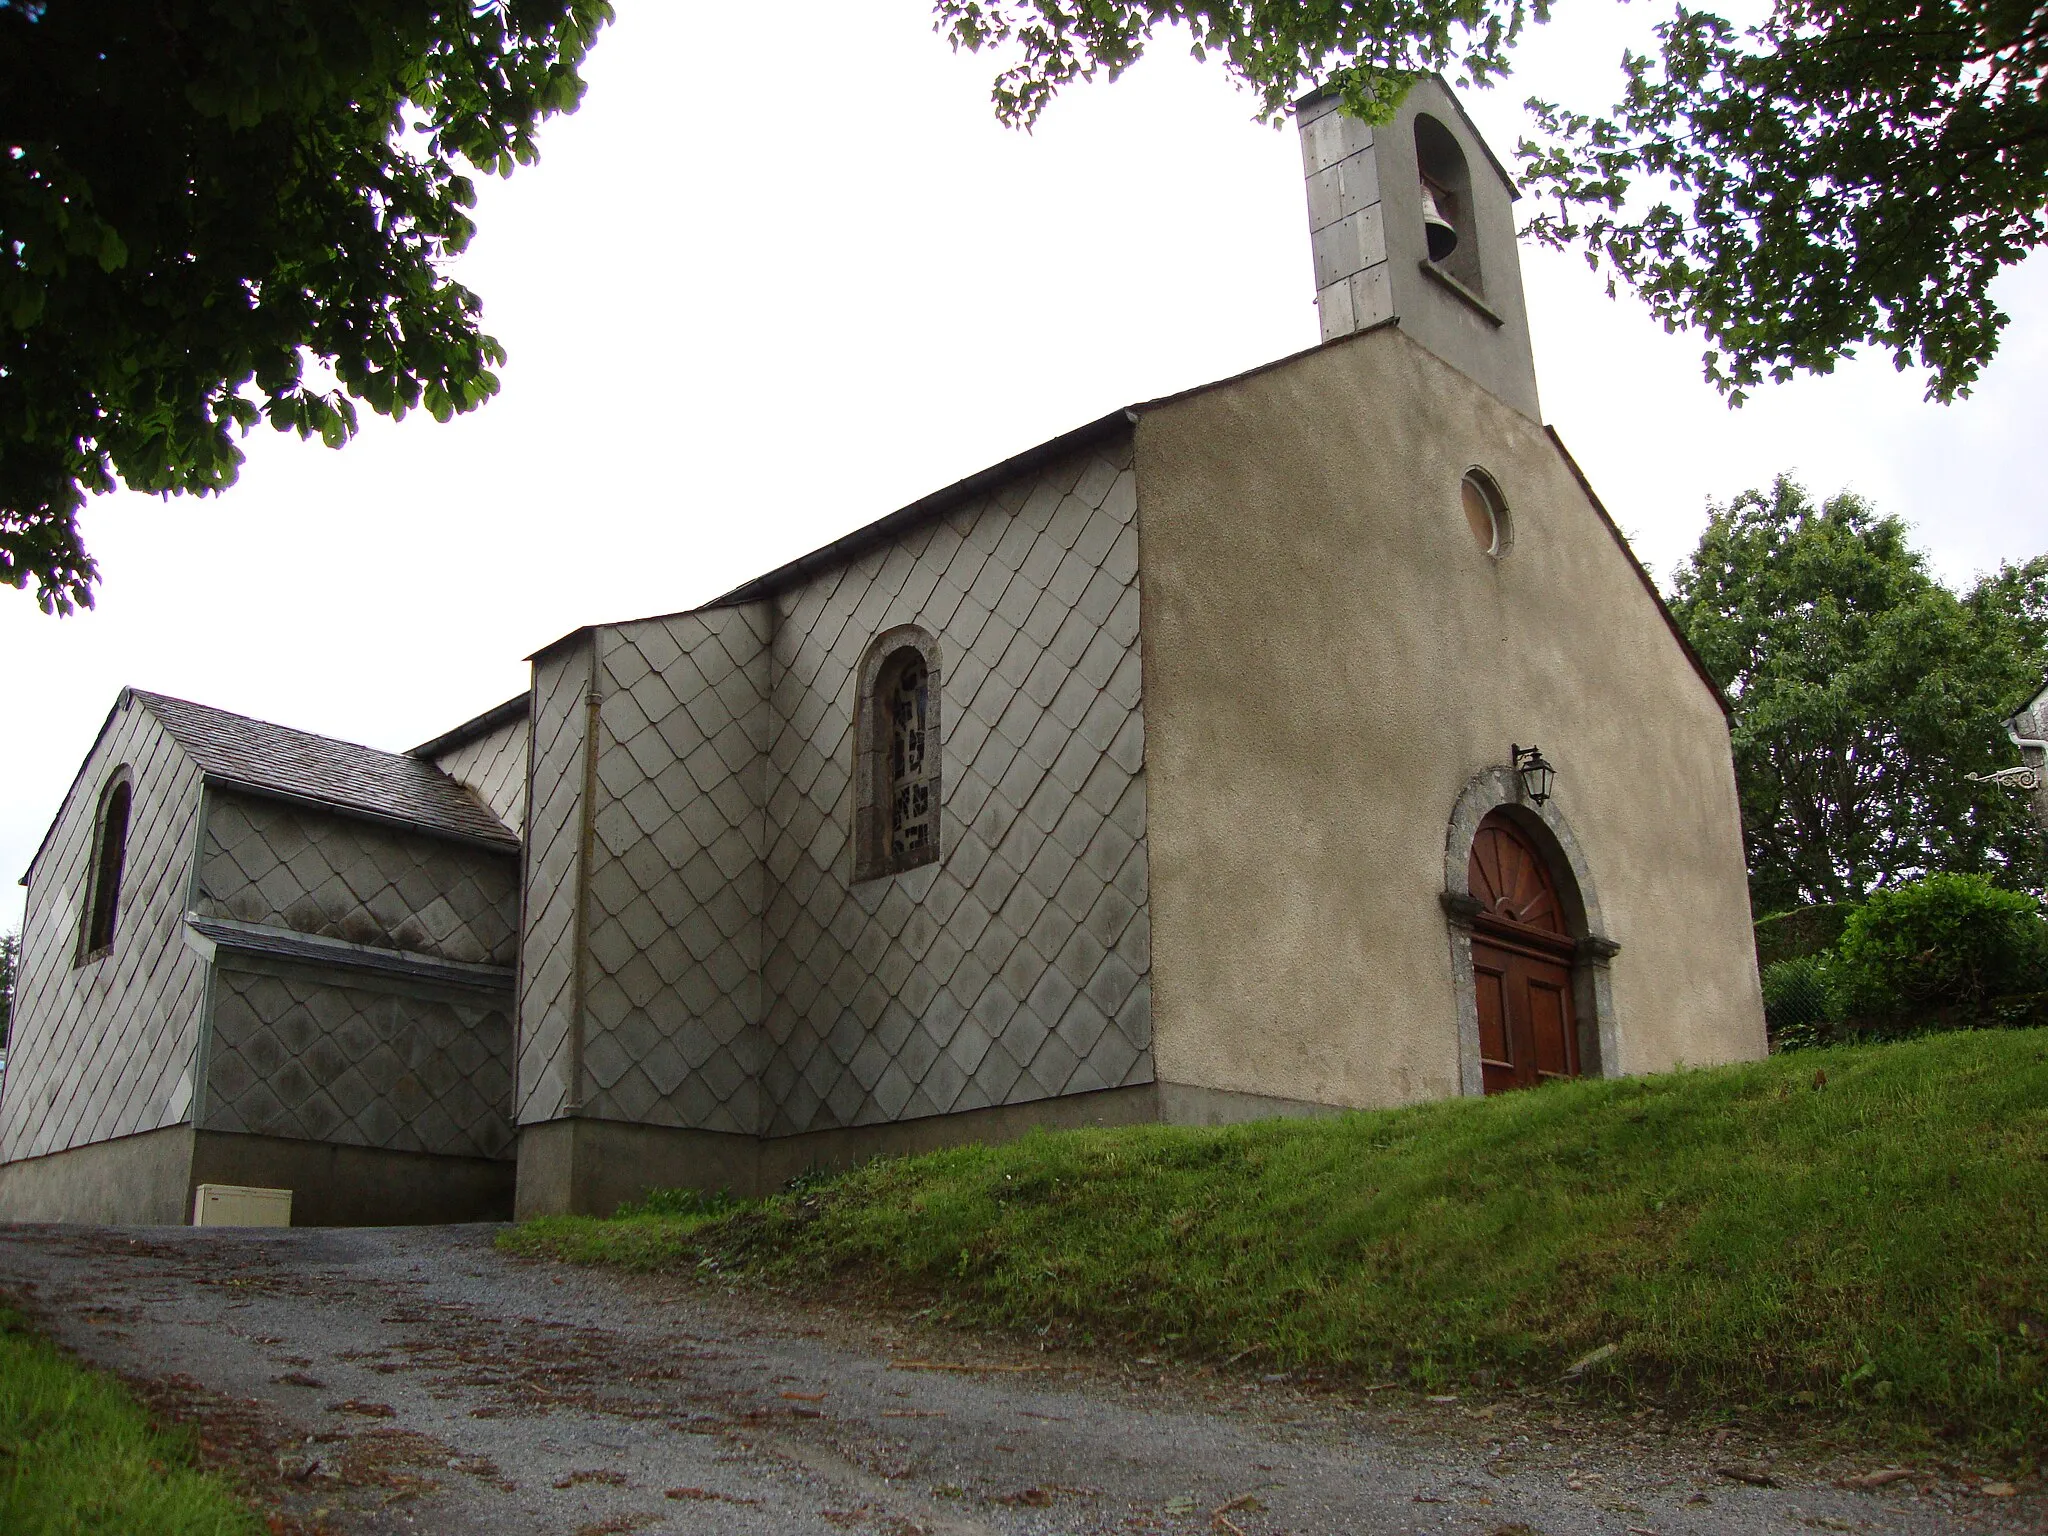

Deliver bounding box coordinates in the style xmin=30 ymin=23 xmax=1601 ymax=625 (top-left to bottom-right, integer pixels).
xmin=1461 ymin=470 xmax=1507 ymax=556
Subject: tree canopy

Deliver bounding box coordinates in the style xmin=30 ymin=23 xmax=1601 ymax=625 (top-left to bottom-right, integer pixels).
xmin=1 ymin=0 xmax=613 ymax=613
xmin=937 ymin=0 xmax=2048 ymax=403
xmin=1667 ymin=476 xmax=2048 ymax=913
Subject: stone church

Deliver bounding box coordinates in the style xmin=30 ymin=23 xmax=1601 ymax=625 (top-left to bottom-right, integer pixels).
xmin=0 ymin=80 xmax=1767 ymax=1225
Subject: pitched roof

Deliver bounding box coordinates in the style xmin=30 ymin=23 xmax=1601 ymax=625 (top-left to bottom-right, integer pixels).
xmin=133 ymin=690 xmax=518 ymax=849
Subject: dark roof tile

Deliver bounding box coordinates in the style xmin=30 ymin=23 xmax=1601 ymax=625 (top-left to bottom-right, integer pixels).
xmin=132 ymin=691 xmax=517 ymax=849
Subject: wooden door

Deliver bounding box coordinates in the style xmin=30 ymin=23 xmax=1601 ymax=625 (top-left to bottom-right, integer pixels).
xmin=1468 ymin=815 xmax=1579 ymax=1094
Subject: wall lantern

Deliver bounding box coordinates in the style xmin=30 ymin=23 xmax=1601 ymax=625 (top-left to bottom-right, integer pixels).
xmin=1512 ymin=744 xmax=1556 ymax=806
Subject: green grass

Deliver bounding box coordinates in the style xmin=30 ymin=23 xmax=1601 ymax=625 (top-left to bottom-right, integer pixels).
xmin=0 ymin=1305 xmax=263 ymax=1535
xmin=504 ymin=1028 xmax=2048 ymax=1459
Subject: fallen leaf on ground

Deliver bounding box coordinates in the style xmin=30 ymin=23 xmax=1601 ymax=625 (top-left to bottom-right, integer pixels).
xmin=273 ymin=1372 xmax=325 ymax=1389
xmin=780 ymin=1390 xmax=827 ymax=1401
xmin=553 ymin=1469 xmax=628 ymax=1489
xmin=995 ymin=1487 xmax=1053 ymax=1507
xmin=325 ymin=1400 xmax=395 ymax=1417
xmin=1213 ymin=1494 xmax=1267 ymax=1516
xmin=1715 ymin=1464 xmax=1779 ymax=1488
xmin=1980 ymin=1482 xmax=2019 ymax=1498
xmin=1837 ymin=1468 xmax=1917 ymax=1489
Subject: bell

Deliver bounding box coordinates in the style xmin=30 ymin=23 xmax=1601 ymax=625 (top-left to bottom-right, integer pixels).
xmin=1421 ymin=183 xmax=1459 ymax=262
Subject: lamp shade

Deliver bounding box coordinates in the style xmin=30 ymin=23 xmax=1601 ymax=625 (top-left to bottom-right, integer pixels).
xmin=1512 ymin=744 xmax=1555 ymax=805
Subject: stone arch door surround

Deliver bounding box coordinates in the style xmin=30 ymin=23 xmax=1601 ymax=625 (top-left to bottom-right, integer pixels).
xmin=1442 ymin=766 xmax=1622 ymax=1096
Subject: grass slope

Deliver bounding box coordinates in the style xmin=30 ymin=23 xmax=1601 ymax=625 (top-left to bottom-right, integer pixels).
xmin=506 ymin=1029 xmax=2048 ymax=1457
xmin=0 ymin=1304 xmax=262 ymax=1536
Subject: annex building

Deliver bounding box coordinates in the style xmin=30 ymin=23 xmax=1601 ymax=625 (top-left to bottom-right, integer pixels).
xmin=0 ymin=80 xmax=1767 ymax=1225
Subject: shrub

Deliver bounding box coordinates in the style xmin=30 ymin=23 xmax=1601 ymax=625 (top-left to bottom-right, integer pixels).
xmin=1830 ymin=873 xmax=2048 ymax=1028
xmin=1761 ymin=954 xmax=1836 ymax=1050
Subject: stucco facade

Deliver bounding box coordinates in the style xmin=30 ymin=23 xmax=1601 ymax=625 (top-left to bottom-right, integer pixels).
xmin=1135 ymin=326 xmax=1762 ymax=1112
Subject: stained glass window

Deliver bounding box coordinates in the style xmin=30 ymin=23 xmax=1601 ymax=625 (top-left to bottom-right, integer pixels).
xmin=887 ymin=654 xmax=935 ymax=863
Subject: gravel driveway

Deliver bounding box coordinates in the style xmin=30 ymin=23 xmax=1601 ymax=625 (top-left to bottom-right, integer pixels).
xmin=0 ymin=1222 xmax=2025 ymax=1535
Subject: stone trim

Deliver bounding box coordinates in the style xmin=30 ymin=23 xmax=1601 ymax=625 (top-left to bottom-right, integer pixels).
xmin=1442 ymin=765 xmax=1622 ymax=1094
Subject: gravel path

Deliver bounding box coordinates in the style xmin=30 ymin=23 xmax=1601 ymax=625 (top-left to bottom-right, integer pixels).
xmin=0 ymin=1222 xmax=2027 ymax=1535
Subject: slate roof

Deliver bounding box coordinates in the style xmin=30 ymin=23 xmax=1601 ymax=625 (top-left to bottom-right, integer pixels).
xmin=133 ymin=690 xmax=518 ymax=849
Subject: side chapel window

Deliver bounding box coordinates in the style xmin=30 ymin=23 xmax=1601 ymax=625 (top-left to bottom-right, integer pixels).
xmin=856 ymin=631 xmax=942 ymax=880
xmin=79 ymin=771 xmax=132 ymax=963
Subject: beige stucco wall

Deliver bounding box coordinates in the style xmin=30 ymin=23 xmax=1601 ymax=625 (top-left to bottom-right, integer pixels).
xmin=1134 ymin=326 xmax=1764 ymax=1110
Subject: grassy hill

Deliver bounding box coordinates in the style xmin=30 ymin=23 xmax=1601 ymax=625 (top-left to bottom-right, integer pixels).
xmin=504 ymin=1028 xmax=2048 ymax=1459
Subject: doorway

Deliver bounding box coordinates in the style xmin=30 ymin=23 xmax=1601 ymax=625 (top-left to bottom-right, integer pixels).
xmin=1467 ymin=812 xmax=1579 ymax=1093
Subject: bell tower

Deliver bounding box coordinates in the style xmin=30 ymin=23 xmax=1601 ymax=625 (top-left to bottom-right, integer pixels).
xmin=1297 ymin=76 xmax=1542 ymax=420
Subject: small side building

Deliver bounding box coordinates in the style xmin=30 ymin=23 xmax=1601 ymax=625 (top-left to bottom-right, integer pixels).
xmin=0 ymin=691 xmax=521 ymax=1225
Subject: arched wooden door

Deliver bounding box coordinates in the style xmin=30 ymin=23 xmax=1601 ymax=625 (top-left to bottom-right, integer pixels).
xmin=1468 ymin=813 xmax=1580 ymax=1094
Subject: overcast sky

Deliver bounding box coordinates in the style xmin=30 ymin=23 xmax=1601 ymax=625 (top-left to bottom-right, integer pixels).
xmin=5 ymin=0 xmax=2044 ymax=934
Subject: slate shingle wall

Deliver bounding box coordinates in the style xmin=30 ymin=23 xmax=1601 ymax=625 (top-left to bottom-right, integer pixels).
xmin=511 ymin=437 xmax=1155 ymax=1140
xmin=194 ymin=793 xmax=519 ymax=967
xmin=515 ymin=644 xmax=593 ymax=1124
xmin=428 ymin=715 xmax=529 ymax=840
xmin=0 ymin=698 xmax=208 ymax=1162
xmin=201 ymin=966 xmax=514 ymax=1160
xmin=759 ymin=439 xmax=1153 ymax=1133
xmin=574 ymin=606 xmax=773 ymax=1133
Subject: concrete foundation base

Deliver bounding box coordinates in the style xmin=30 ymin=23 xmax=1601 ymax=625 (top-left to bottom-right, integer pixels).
xmin=191 ymin=1131 xmax=513 ymax=1226
xmin=0 ymin=1125 xmax=197 ymax=1225
xmin=514 ymin=1080 xmax=1344 ymax=1216
xmin=0 ymin=1125 xmax=513 ymax=1227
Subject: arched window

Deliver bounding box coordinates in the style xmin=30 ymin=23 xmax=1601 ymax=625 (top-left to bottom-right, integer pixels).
xmin=78 ymin=770 xmax=132 ymax=963
xmin=854 ymin=628 xmax=942 ymax=881
xmin=1414 ymin=113 xmax=1482 ymax=297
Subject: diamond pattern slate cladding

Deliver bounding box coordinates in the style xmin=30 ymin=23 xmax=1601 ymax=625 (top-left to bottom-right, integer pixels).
xmin=0 ymin=696 xmax=209 ymax=1161
xmin=203 ymin=966 xmax=513 ymax=1159
xmin=577 ymin=605 xmax=772 ymax=1135
xmin=758 ymin=438 xmax=1153 ymax=1134
xmin=134 ymin=691 xmax=515 ymax=848
xmin=425 ymin=712 xmax=529 ymax=839
xmin=515 ymin=644 xmax=591 ymax=1124
xmin=195 ymin=793 xmax=518 ymax=966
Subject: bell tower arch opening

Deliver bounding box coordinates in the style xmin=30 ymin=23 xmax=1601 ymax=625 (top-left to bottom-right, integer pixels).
xmin=1414 ymin=112 xmax=1482 ymax=297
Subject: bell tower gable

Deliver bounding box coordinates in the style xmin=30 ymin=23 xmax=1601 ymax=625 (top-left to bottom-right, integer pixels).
xmin=1297 ymin=76 xmax=1542 ymax=420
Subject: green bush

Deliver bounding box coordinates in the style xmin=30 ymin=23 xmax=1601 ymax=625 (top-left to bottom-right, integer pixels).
xmin=1760 ymin=954 xmax=1836 ymax=1050
xmin=1831 ymin=873 xmax=2048 ymax=1028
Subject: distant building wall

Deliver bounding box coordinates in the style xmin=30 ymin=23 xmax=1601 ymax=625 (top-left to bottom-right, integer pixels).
xmin=0 ymin=697 xmax=208 ymax=1163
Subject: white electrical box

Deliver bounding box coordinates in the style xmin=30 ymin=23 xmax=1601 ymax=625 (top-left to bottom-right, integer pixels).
xmin=192 ymin=1183 xmax=293 ymax=1227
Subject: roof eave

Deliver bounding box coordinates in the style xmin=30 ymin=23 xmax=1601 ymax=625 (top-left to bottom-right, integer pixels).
xmin=408 ymin=692 xmax=531 ymax=760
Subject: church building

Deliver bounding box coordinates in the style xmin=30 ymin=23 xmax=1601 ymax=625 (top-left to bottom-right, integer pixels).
xmin=0 ymin=80 xmax=1767 ymax=1225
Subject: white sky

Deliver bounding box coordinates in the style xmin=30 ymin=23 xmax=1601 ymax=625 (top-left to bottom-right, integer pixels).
xmin=5 ymin=0 xmax=2045 ymax=935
